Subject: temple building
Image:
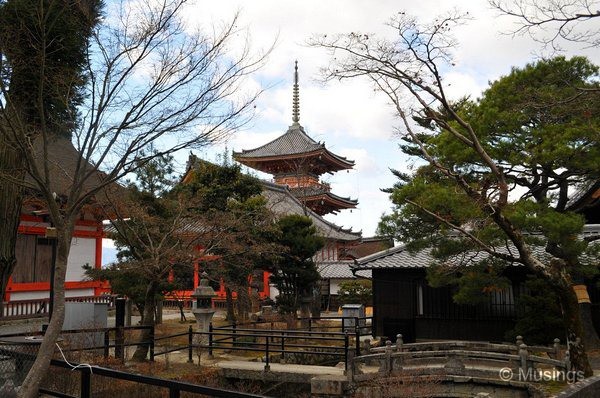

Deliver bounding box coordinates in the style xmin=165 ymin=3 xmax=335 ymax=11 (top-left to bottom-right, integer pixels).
xmin=234 ymin=62 xmax=357 ymax=216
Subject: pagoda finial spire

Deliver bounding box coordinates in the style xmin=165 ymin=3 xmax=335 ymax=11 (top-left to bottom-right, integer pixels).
xmin=292 ymin=60 xmax=300 ymax=124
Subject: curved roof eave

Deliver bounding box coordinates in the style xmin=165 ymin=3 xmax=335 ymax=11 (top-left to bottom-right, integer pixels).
xmin=233 ymin=125 xmax=354 ymax=170
xmin=261 ymin=180 xmax=361 ymax=241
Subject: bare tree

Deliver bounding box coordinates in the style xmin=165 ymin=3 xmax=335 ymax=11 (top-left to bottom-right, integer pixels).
xmin=311 ymin=11 xmax=598 ymax=375
xmin=0 ymin=0 xmax=269 ymax=395
xmin=490 ymin=0 xmax=600 ymax=49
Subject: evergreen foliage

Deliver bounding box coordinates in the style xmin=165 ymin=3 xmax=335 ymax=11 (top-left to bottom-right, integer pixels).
xmin=269 ymin=215 xmax=324 ymax=314
xmin=337 ymin=279 xmax=372 ymax=307
xmin=378 ymin=57 xmax=600 ymax=306
xmin=181 ymin=159 xmax=279 ymax=321
xmin=505 ymin=275 xmax=566 ymax=345
xmin=0 ymin=0 xmax=102 ymax=135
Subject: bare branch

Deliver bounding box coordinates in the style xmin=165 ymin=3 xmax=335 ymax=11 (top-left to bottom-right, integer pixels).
xmin=490 ymin=0 xmax=600 ymax=50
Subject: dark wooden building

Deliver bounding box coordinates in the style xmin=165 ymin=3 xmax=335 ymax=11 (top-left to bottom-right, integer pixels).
xmin=353 ymin=246 xmax=532 ymax=343
xmin=354 ymin=224 xmax=600 ymax=343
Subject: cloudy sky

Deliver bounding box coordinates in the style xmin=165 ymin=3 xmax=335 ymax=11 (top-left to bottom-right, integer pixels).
xmin=104 ymin=0 xmax=600 ymax=263
xmin=182 ymin=0 xmax=600 ymax=237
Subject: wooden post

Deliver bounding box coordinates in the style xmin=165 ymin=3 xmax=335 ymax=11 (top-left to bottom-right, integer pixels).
xmin=125 ymin=299 xmax=132 ymax=327
xmin=149 ymin=325 xmax=155 ymax=362
xmin=187 ymin=325 xmax=193 ymax=363
xmin=115 ymin=298 xmax=126 ymax=361
xmin=264 ymin=336 xmax=270 ymax=371
xmin=104 ymin=330 xmax=109 ymax=358
xmin=346 ymin=346 xmax=355 ymax=382
xmin=344 ymin=332 xmax=349 ymax=375
xmin=80 ymin=369 xmax=91 ymax=398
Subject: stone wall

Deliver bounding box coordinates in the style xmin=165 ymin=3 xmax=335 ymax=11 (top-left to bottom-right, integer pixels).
xmin=555 ymin=376 xmax=600 ymax=398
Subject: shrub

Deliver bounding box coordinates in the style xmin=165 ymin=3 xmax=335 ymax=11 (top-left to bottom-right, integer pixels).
xmin=338 ymin=280 xmax=372 ymax=307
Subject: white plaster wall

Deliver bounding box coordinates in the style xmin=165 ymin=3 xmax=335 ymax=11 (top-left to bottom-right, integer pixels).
xmin=74 ymin=225 xmax=97 ymax=232
xmin=66 ymin=237 xmax=95 ymax=282
xmin=66 ymin=288 xmax=95 ymax=297
xmin=10 ymin=291 xmax=49 ymax=301
xmin=10 ymin=288 xmax=94 ymax=301
xmin=330 ymin=278 xmax=344 ymax=295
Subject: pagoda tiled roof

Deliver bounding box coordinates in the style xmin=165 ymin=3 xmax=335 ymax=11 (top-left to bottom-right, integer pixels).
xmin=290 ymin=186 xmax=358 ymax=210
xmin=233 ymin=123 xmax=354 ymax=169
xmin=261 ymin=180 xmax=361 ymax=242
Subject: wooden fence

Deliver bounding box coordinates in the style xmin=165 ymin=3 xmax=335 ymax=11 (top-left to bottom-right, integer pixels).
xmin=1 ymin=295 xmax=117 ymax=320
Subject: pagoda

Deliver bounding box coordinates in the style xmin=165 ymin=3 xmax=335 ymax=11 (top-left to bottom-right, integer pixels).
xmin=234 ymin=62 xmax=357 ymax=216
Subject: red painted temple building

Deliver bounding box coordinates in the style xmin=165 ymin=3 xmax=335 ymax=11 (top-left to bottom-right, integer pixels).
xmin=6 ymin=138 xmax=110 ymax=304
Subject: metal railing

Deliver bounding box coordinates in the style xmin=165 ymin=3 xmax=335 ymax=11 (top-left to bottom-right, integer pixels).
xmin=0 ymin=325 xmax=152 ymax=361
xmin=201 ymin=325 xmax=351 ymax=371
xmin=38 ymin=358 xmax=270 ymax=398
xmin=218 ymin=315 xmax=373 ymax=335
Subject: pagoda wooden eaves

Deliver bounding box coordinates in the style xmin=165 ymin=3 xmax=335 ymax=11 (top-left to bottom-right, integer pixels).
xmin=235 ymin=148 xmax=354 ymax=176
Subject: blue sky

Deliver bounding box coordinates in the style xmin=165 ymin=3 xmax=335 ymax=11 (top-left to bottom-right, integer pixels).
xmin=102 ymin=0 xmax=600 ymax=265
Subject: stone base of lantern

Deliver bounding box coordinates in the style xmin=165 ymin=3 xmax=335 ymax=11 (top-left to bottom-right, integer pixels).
xmin=193 ymin=309 xmax=215 ymax=344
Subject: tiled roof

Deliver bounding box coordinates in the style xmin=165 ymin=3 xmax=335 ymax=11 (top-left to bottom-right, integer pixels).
xmin=567 ymin=181 xmax=600 ymax=210
xmin=233 ymin=123 xmax=354 ymax=167
xmin=317 ymin=261 xmax=371 ymax=279
xmin=235 ymin=124 xmax=322 ymax=157
xmin=353 ymin=228 xmax=600 ymax=271
xmin=24 ymin=137 xmax=122 ymax=204
xmin=290 ymin=186 xmax=358 ymax=205
xmin=261 ymin=181 xmax=361 ymax=242
xmin=353 ymin=245 xmax=434 ymax=270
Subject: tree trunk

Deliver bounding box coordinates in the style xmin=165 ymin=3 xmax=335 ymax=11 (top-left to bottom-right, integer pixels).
xmin=132 ymin=280 xmax=159 ymax=361
xmin=0 ymin=140 xmax=25 ymax=316
xmin=553 ymin=278 xmax=593 ymax=377
xmin=225 ymin=287 xmax=235 ymax=322
xmin=17 ymin=228 xmax=72 ymax=398
xmin=236 ymin=285 xmax=251 ymax=322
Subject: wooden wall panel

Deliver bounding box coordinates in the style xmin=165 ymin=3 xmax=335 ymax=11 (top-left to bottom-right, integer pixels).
xmin=13 ymin=235 xmax=37 ymax=283
xmin=35 ymin=238 xmax=53 ymax=282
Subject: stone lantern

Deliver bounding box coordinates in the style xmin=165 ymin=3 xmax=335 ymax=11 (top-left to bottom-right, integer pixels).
xmin=191 ymin=272 xmax=217 ymax=344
